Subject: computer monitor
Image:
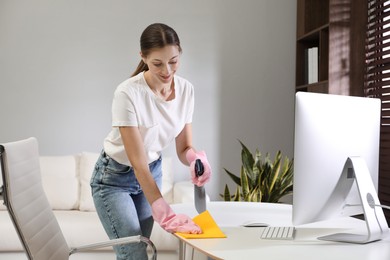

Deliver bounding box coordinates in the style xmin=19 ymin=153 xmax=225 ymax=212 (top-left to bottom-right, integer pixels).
xmin=292 ymin=92 xmax=388 ymax=243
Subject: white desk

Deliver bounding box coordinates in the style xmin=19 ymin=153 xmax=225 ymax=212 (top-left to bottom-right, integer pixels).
xmin=171 ymin=202 xmax=390 ymax=260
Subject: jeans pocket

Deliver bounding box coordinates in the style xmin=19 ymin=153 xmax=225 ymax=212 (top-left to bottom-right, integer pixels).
xmin=105 ymin=158 xmax=131 ymax=174
xmin=102 ymin=158 xmax=133 ymax=187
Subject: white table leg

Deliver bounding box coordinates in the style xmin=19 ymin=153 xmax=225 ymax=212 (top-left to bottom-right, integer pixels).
xmin=179 ymin=240 xmax=186 ymax=260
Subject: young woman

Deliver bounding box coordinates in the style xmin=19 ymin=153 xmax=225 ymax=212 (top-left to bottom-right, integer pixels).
xmin=90 ymin=23 xmax=212 ymax=260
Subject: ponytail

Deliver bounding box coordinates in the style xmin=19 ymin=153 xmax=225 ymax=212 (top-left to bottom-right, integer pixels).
xmin=131 ymin=60 xmax=148 ymax=77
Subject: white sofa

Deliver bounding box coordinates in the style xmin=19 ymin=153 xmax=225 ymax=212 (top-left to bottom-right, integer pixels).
xmin=0 ymin=152 xmax=203 ymax=260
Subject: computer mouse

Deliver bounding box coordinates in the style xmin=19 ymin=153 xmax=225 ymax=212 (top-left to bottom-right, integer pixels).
xmin=242 ymin=221 xmax=269 ymax=227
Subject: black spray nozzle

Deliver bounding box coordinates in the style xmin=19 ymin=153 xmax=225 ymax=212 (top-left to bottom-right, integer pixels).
xmin=195 ymin=159 xmax=204 ymax=177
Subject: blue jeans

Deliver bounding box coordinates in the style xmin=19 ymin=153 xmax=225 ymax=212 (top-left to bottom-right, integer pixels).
xmin=90 ymin=151 xmax=162 ymax=260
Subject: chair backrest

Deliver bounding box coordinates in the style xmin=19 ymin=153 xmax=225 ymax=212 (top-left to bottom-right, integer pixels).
xmin=0 ymin=137 xmax=69 ymax=260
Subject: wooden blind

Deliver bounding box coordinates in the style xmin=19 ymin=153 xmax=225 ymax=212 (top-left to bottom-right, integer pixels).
xmin=365 ymin=0 xmax=390 ymax=224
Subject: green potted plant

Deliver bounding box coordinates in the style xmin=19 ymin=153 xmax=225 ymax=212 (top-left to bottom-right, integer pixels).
xmin=222 ymin=140 xmax=293 ymax=203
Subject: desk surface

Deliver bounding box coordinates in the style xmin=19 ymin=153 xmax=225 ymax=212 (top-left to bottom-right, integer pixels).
xmin=172 ymin=202 xmax=390 ymax=260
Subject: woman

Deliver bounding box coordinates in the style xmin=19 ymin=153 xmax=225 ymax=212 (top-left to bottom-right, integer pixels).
xmin=90 ymin=23 xmax=212 ymax=260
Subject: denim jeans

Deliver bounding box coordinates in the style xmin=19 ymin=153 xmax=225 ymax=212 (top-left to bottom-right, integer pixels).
xmin=90 ymin=151 xmax=162 ymax=260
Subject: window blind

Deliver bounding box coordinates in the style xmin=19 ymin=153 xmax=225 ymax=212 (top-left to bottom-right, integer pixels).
xmin=365 ymin=0 xmax=390 ymax=224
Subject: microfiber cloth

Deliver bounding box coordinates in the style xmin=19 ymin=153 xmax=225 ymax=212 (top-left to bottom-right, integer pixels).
xmin=176 ymin=210 xmax=227 ymax=239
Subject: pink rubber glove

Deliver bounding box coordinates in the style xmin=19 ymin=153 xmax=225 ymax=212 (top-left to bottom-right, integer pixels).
xmin=186 ymin=149 xmax=212 ymax=187
xmin=151 ymin=198 xmax=202 ymax=234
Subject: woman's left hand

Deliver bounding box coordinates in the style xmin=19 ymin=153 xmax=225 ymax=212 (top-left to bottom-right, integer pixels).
xmin=186 ymin=150 xmax=211 ymax=187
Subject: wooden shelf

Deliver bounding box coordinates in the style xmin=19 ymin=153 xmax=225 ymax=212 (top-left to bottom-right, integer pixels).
xmin=297 ymin=24 xmax=329 ymax=42
xmin=296 ymin=0 xmax=329 ymax=90
xmin=297 ymin=0 xmax=329 ymax=38
xmin=295 ymin=0 xmax=367 ymax=96
xmin=296 ymin=80 xmax=329 ymax=93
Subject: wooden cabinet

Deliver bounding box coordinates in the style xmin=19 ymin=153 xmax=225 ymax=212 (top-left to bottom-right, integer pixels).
xmin=295 ymin=0 xmax=367 ymax=96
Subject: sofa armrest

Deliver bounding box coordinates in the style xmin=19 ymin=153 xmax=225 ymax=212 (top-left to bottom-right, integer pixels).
xmin=172 ymin=181 xmax=210 ymax=204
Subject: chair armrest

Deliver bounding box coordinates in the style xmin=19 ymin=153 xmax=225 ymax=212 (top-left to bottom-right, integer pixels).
xmin=69 ymin=235 xmax=156 ymax=259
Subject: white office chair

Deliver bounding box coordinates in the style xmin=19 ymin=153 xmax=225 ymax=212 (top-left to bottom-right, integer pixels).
xmin=0 ymin=137 xmax=156 ymax=260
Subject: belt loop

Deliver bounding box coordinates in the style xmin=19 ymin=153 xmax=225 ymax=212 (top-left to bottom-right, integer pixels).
xmin=101 ymin=150 xmax=110 ymax=160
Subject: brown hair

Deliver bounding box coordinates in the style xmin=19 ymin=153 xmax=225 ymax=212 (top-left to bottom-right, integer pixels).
xmin=131 ymin=23 xmax=182 ymax=77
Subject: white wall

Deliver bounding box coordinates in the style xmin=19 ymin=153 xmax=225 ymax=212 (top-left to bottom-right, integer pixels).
xmin=0 ymin=0 xmax=297 ymax=200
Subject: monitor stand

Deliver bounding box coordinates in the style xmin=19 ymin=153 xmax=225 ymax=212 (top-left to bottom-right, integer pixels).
xmin=318 ymin=156 xmax=389 ymax=244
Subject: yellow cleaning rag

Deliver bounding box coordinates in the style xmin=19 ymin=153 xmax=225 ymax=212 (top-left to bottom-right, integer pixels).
xmin=176 ymin=210 xmax=227 ymax=239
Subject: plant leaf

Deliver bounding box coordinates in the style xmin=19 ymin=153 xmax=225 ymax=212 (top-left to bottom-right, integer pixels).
xmin=223 ymin=184 xmax=231 ymax=201
xmin=261 ymin=154 xmax=273 ymax=201
xmin=276 ymin=158 xmax=294 ymax=200
xmin=239 ymin=140 xmax=256 ymax=185
xmin=253 ymin=149 xmax=262 ymax=184
xmin=223 ymin=168 xmax=241 ymax=186
xmin=248 ymin=187 xmax=261 ymax=202
xmin=241 ymin=165 xmax=250 ymax=200
xmin=233 ymin=186 xmax=241 ymax=201
xmin=268 ymin=151 xmax=282 ymax=194
xmin=222 ymin=140 xmax=294 ymax=203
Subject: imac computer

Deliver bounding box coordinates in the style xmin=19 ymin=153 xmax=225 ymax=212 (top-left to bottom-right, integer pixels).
xmin=292 ymin=92 xmax=389 ymax=243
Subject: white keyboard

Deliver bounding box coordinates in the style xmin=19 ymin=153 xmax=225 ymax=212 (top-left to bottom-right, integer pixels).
xmin=261 ymin=226 xmax=295 ymax=240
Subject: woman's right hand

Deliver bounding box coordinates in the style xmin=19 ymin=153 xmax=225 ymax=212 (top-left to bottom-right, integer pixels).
xmin=151 ymin=197 xmax=202 ymax=234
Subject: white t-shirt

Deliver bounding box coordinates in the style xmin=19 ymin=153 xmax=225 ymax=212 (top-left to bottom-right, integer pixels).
xmin=103 ymin=72 xmax=194 ymax=166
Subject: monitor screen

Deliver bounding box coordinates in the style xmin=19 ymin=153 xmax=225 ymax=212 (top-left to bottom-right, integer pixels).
xmin=292 ymin=92 xmax=381 ymax=226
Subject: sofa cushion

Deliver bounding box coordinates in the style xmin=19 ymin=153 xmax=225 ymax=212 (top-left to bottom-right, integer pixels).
xmin=0 ymin=210 xmax=122 ymax=251
xmin=161 ymin=157 xmax=173 ymax=204
xmin=0 ymin=156 xmax=79 ymax=211
xmin=0 ymin=209 xmax=179 ymax=252
xmin=79 ymin=152 xmax=100 ymax=211
xmin=78 ymin=153 xmax=174 ymax=211
xmin=55 ymin=210 xmax=111 ymax=248
xmin=0 ymin=211 xmax=23 ymax=250
xmin=57 ymin=210 xmax=178 ymax=251
xmin=1 ymin=154 xmax=175 ymax=211
xmin=40 ymin=155 xmax=79 ymax=210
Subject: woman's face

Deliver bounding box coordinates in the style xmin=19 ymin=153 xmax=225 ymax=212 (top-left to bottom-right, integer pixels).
xmin=142 ymin=45 xmax=181 ymax=86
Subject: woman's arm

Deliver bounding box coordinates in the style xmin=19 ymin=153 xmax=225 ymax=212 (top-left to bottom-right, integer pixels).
xmin=175 ymin=123 xmax=193 ymax=166
xmin=176 ymin=123 xmax=212 ymax=187
xmin=120 ymin=125 xmax=201 ymax=234
xmin=119 ymin=126 xmax=162 ymax=205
